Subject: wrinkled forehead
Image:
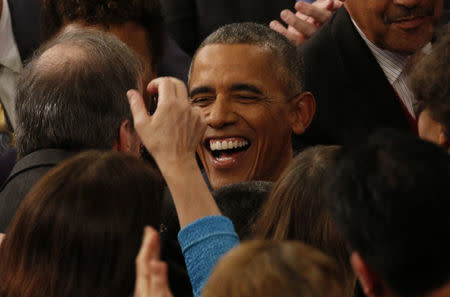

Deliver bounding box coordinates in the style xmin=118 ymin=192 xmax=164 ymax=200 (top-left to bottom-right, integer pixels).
xmin=189 ymin=44 xmax=286 ymax=92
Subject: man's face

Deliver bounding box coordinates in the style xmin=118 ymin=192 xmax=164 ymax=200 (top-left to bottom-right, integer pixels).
xmin=345 ymin=0 xmax=443 ymax=54
xmin=189 ymin=44 xmax=295 ymax=190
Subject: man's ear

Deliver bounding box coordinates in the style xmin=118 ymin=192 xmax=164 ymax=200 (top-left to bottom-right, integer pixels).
xmin=438 ymin=129 xmax=449 ymax=152
xmin=289 ymin=92 xmax=316 ymax=135
xmin=113 ymin=119 xmax=141 ymax=156
xmin=350 ymin=252 xmax=393 ymax=297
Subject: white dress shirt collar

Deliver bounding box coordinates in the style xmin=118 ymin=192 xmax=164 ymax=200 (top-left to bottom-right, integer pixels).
xmin=0 ymin=0 xmax=23 ymax=73
xmin=350 ymin=18 xmax=410 ymax=85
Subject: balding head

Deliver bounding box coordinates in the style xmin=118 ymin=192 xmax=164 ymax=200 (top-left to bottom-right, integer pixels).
xmin=15 ymin=29 xmax=144 ymax=157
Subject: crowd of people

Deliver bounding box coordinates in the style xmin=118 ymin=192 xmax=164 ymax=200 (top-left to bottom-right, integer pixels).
xmin=0 ymin=0 xmax=449 ymax=297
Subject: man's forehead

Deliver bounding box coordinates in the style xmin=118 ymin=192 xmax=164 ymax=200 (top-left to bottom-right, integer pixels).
xmin=188 ymin=43 xmax=289 ymax=98
xmin=193 ymin=43 xmax=274 ymax=69
xmin=190 ymin=44 xmax=276 ymax=79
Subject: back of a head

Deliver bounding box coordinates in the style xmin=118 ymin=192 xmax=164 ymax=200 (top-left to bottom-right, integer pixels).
xmin=203 ymin=240 xmax=346 ymax=297
xmin=190 ymin=22 xmax=304 ymax=97
xmin=0 ymin=151 xmax=164 ymax=297
xmin=212 ymin=181 xmax=273 ymax=239
xmin=15 ymin=29 xmax=143 ymax=158
xmin=254 ymin=145 xmax=355 ymax=296
xmin=326 ymin=129 xmax=450 ymax=297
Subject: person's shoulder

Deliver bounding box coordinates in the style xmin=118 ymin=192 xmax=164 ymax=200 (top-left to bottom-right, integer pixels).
xmin=298 ymin=7 xmax=351 ymax=66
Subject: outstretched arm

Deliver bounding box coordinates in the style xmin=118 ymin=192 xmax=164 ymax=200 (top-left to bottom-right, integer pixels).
xmin=128 ymin=78 xmax=239 ymax=297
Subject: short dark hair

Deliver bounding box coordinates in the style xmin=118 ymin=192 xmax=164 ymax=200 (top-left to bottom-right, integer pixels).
xmin=41 ymin=0 xmax=164 ymax=66
xmin=0 ymin=151 xmax=164 ymax=297
xmin=190 ymin=22 xmax=304 ymax=98
xmin=15 ymin=29 xmax=143 ymax=158
xmin=212 ymin=181 xmax=273 ymax=239
xmin=326 ymin=129 xmax=450 ymax=297
xmin=410 ymin=24 xmax=450 ymax=138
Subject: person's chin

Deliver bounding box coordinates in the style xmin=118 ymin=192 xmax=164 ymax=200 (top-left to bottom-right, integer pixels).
xmin=207 ymin=171 xmax=250 ymax=190
xmin=388 ymin=21 xmax=434 ymax=53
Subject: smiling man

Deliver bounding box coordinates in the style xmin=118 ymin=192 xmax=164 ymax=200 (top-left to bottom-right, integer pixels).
xmin=188 ymin=23 xmax=315 ymax=190
xmin=297 ymin=0 xmax=444 ymax=147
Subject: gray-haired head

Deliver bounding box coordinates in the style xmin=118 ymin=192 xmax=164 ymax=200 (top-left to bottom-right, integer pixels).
xmin=189 ymin=22 xmax=304 ymax=98
xmin=15 ymin=28 xmax=144 ymax=158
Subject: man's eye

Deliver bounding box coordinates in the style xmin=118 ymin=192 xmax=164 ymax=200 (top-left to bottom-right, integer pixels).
xmin=234 ymin=94 xmax=259 ymax=101
xmin=191 ymin=96 xmax=213 ymax=106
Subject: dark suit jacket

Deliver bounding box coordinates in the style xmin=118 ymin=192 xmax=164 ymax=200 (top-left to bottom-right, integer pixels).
xmin=0 ymin=149 xmax=75 ymax=232
xmin=161 ymin=0 xmax=294 ymax=55
xmin=294 ymin=7 xmax=412 ymax=149
xmin=8 ymin=0 xmax=42 ymax=62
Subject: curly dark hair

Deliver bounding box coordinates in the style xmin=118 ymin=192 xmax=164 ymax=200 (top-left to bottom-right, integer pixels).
xmin=410 ymin=24 xmax=450 ymax=138
xmin=41 ymin=0 xmax=164 ymax=67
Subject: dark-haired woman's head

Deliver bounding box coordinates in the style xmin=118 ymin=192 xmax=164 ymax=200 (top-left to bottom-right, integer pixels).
xmin=0 ymin=150 xmax=164 ymax=297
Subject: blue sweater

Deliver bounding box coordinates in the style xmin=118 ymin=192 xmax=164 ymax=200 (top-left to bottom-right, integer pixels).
xmin=178 ymin=216 xmax=239 ymax=297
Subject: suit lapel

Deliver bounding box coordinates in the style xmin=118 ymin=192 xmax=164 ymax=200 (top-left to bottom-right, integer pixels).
xmin=331 ymin=8 xmax=411 ymax=133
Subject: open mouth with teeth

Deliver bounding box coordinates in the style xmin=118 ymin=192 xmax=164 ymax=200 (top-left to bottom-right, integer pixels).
xmin=207 ymin=137 xmax=251 ymax=160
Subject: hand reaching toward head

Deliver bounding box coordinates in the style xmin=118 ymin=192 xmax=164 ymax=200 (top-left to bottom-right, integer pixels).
xmin=127 ymin=77 xmax=206 ymax=169
xmin=134 ymin=227 xmax=174 ymax=297
xmin=270 ymin=0 xmax=345 ymax=47
xmin=127 ymin=77 xmax=220 ymax=228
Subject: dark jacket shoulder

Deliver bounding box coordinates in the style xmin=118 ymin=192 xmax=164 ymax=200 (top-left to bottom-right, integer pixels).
xmin=0 ymin=149 xmax=75 ymax=232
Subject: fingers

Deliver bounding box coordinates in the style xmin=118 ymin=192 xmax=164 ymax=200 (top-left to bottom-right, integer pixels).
xmin=127 ymin=89 xmax=151 ymax=133
xmin=332 ymin=0 xmax=345 ymax=11
xmin=149 ymin=262 xmax=174 ymax=297
xmin=0 ymin=233 xmax=4 ymax=246
xmin=147 ymin=77 xmax=189 ymax=109
xmin=270 ymin=20 xmax=300 ymax=41
xmin=295 ymin=1 xmax=333 ymax=24
xmin=280 ymin=9 xmax=317 ymax=39
xmin=134 ymin=226 xmax=160 ymax=297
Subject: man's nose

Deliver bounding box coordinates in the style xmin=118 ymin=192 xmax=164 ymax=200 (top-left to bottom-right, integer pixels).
xmin=205 ymin=96 xmax=237 ymax=129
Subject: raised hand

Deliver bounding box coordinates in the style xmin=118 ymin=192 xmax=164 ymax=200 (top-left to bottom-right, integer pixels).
xmin=270 ymin=0 xmax=345 ymax=47
xmin=134 ymin=226 xmax=174 ymax=297
xmin=127 ymin=77 xmax=206 ymax=168
xmin=127 ymin=77 xmax=220 ymax=228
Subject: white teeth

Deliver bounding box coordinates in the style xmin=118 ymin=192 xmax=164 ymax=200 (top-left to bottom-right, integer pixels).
xmin=209 ymin=139 xmax=249 ymax=151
